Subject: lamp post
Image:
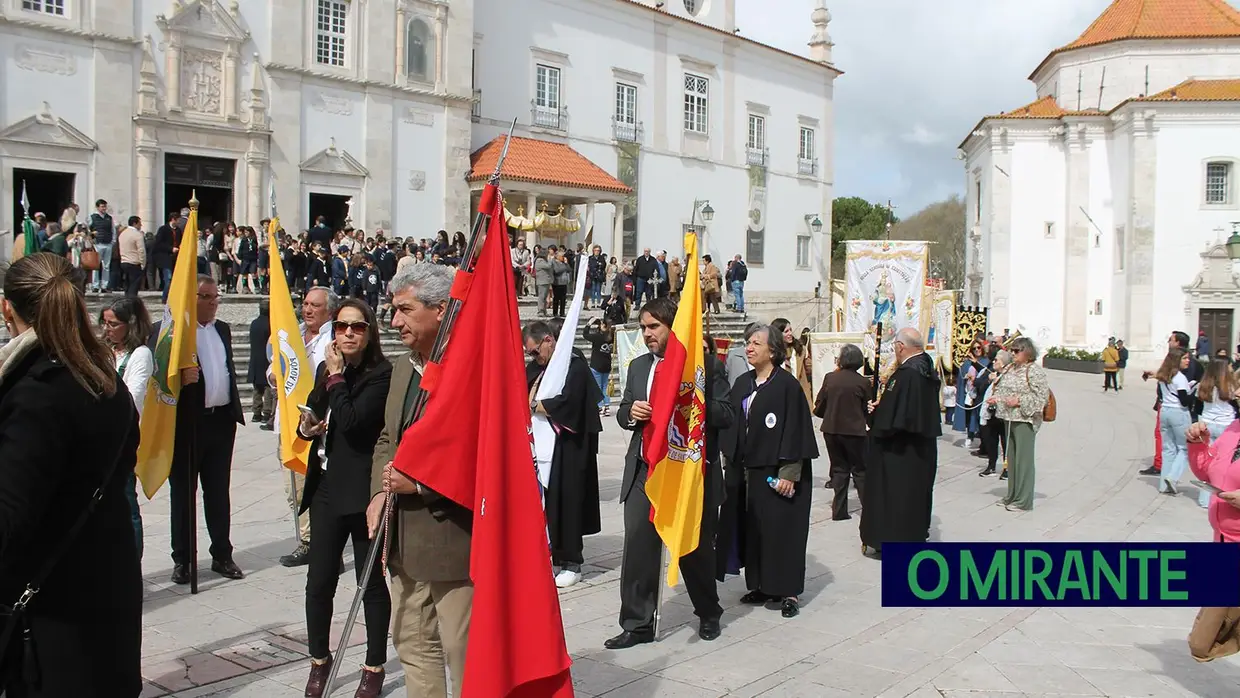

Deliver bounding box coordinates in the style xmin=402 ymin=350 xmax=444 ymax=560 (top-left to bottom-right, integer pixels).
xmin=690 ymin=198 xmax=713 ymax=255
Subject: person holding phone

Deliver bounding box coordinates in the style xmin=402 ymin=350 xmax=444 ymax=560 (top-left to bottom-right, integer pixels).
xmin=296 ymin=299 xmax=393 ymax=698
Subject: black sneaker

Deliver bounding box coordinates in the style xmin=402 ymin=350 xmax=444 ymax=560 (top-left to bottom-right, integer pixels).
xmin=280 ymin=542 xmax=310 ymax=567
xmin=1138 ymin=466 xmax=1160 ymax=476
xmin=999 ymin=470 xmax=1009 ymax=480
xmin=979 ymin=467 xmax=995 ymax=477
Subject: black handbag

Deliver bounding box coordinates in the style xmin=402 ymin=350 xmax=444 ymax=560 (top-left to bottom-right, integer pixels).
xmin=0 ymin=401 xmax=133 ymax=692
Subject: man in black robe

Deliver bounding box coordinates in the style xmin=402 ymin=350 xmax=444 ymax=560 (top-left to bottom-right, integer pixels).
xmin=860 ymin=328 xmax=941 ymax=559
xmin=608 ymin=298 xmax=734 ymax=649
xmin=523 ymin=321 xmax=603 ymax=589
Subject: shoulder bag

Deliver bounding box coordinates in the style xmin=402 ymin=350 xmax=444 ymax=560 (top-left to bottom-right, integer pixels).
xmin=0 ymin=400 xmax=134 ymax=691
xmin=1026 ymin=366 xmax=1056 ymax=422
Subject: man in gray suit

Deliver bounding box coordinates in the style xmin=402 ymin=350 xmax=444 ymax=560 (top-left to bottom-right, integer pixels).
xmin=607 ymin=297 xmax=734 ymax=650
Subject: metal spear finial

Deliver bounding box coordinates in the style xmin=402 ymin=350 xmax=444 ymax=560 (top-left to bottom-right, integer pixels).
xmin=188 ymin=190 xmax=200 ymax=210
xmin=269 ymin=174 xmax=277 ymax=218
xmin=19 ymin=180 xmax=30 ymax=217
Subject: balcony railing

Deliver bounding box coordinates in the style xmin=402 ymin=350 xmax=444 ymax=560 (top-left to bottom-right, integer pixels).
xmin=798 ymin=157 xmax=818 ymax=176
xmin=531 ymin=101 xmax=568 ymax=131
xmin=471 ymin=88 xmax=481 ymax=122
xmin=746 ymin=146 xmax=768 ymax=167
xmin=612 ymin=118 xmax=643 ymax=143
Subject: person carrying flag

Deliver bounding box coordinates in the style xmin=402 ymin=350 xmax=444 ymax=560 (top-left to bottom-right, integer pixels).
xmin=609 ymin=296 xmax=734 ymax=649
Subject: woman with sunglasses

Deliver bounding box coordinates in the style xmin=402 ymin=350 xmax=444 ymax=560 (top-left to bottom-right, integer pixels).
xmin=295 ymin=299 xmax=393 ymax=698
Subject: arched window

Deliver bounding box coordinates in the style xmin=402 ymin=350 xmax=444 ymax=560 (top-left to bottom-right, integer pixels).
xmin=406 ymin=18 xmax=431 ymax=81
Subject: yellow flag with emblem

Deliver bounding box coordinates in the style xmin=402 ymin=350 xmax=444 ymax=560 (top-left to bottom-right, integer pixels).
xmin=266 ymin=217 xmax=312 ymax=474
xmin=136 ymin=200 xmax=199 ymax=498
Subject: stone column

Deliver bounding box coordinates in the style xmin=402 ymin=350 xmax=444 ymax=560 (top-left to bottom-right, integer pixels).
xmin=526 ymin=193 xmax=538 ymax=248
xmin=433 ymin=7 xmax=446 ymax=92
xmin=612 ymin=203 xmax=625 ymax=262
xmin=136 ymin=146 xmax=157 ymax=232
xmin=223 ymin=43 xmax=239 ymax=119
xmin=166 ymin=34 xmax=182 ymax=112
xmin=1062 ymin=126 xmax=1090 ymax=345
xmin=1128 ymin=112 xmax=1157 ymax=351
xmin=395 ymin=6 xmax=407 ymax=81
xmin=247 ymin=158 xmax=264 ymax=225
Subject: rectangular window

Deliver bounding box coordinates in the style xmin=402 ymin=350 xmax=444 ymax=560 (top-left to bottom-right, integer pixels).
xmin=1206 ymin=162 xmax=1231 ymax=205
xmin=22 ymin=0 xmax=65 ymax=14
xmin=747 ymin=115 xmax=765 ymax=150
xmin=683 ymin=74 xmax=708 ymax=134
xmin=796 ymin=235 xmax=811 ymax=269
xmin=615 ymin=83 xmax=636 ymax=125
xmin=799 ymin=127 xmax=816 ymax=160
xmin=535 ymin=64 xmax=561 ymax=109
xmin=974 ymin=180 xmax=982 ymax=223
xmin=315 ymin=0 xmax=347 ymax=67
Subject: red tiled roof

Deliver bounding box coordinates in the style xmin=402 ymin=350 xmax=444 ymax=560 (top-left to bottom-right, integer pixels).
xmin=1031 ymin=0 xmax=1240 ymax=78
xmin=468 ymin=136 xmax=632 ymax=195
xmin=1133 ymin=77 xmax=1240 ymax=101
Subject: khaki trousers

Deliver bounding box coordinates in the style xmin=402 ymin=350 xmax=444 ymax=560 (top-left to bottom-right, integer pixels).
xmin=390 ymin=570 xmax=473 ymax=698
xmin=283 ymin=470 xmax=311 ymax=542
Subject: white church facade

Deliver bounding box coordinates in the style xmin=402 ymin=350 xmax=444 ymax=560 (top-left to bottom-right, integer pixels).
xmin=0 ymin=0 xmax=839 ymax=297
xmin=960 ymin=0 xmax=1240 ymax=362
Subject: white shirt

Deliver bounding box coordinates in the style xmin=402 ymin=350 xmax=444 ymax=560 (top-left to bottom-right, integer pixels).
xmin=196 ymin=321 xmax=232 ymax=408
xmin=270 ymin=320 xmax=332 ymax=433
xmin=1202 ymin=388 xmax=1235 ymax=428
xmin=1160 ymin=372 xmax=1192 ymax=412
xmin=116 ymin=346 xmax=154 ymax=419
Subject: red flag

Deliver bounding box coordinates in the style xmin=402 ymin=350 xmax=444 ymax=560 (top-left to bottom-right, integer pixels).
xmin=391 ymin=184 xmax=573 ymax=698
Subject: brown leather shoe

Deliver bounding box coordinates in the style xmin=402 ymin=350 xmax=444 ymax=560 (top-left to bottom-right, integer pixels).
xmin=355 ymin=667 xmax=385 ymax=698
xmin=304 ymin=657 xmax=332 ymax=698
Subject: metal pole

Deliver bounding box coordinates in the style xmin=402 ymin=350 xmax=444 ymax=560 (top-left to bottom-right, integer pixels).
xmin=653 ymin=545 xmax=669 ymax=638
xmin=323 ymin=118 xmax=518 ymax=697
xmin=188 ymin=191 xmax=200 ymax=595
xmin=287 ymin=468 xmax=302 ymax=544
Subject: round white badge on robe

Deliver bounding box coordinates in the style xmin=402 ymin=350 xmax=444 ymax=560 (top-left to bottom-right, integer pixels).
xmin=765 ymin=413 xmax=777 ymax=429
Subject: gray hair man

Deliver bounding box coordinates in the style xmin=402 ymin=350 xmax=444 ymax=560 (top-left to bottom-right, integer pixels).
xmin=365 ymin=262 xmax=473 ymax=698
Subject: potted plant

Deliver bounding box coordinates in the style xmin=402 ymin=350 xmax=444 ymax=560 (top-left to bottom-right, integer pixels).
xmin=1042 ymin=346 xmax=1104 ymax=374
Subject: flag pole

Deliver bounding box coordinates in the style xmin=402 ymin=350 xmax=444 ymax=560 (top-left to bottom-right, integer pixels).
xmin=654 ymin=545 xmax=669 ymax=637
xmin=270 ymin=177 xmax=305 ymax=547
xmin=323 ymin=118 xmax=519 ymax=697
xmin=187 ymin=190 xmax=201 ymax=595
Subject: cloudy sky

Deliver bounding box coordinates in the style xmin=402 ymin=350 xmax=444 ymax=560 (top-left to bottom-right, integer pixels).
xmin=736 ymin=0 xmax=1115 ymax=215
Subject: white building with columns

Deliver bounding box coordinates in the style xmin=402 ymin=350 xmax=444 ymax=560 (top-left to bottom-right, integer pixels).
xmin=470 ymin=0 xmax=840 ymax=296
xmin=960 ymin=0 xmax=1240 ymax=362
xmin=1 ymin=0 xmax=474 ymax=244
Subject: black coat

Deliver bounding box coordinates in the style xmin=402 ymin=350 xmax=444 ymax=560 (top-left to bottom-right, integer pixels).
xmin=0 ymin=345 xmax=142 ymax=697
xmin=248 ymin=314 xmax=271 ymax=388
xmin=299 ymin=360 xmax=393 ymax=517
xmin=152 ymin=224 xmax=175 ymax=269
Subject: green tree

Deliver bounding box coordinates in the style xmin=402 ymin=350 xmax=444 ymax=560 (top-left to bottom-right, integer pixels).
xmin=889 ymin=196 xmax=966 ymax=289
xmin=830 ymin=196 xmax=895 ymax=279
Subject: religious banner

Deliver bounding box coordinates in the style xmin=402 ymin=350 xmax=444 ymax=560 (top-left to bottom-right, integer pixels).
xmin=952 ymin=305 xmax=989 ymax=368
xmin=745 ymin=164 xmax=766 ymax=265
xmin=925 ymin=290 xmax=956 ymax=373
xmin=615 ymin=328 xmax=649 ymax=398
xmin=844 ymin=240 xmax=929 ymax=359
xmin=809 ymin=332 xmax=868 ymax=377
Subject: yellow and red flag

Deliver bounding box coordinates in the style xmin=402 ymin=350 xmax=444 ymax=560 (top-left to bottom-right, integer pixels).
xmin=136 ymin=201 xmax=199 ymax=498
xmin=641 ymin=230 xmax=706 ymax=587
xmin=266 ymin=217 xmax=313 ymax=474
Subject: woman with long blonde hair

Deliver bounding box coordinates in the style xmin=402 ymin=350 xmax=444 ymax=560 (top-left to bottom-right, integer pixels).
xmin=1193 ymin=358 xmax=1237 ymax=506
xmin=0 ymin=253 xmax=141 ymax=696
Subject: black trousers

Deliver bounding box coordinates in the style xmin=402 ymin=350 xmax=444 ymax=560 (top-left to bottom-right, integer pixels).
xmin=824 ymin=434 xmax=866 ymax=520
xmin=121 ymin=262 xmax=144 ymax=297
xmin=169 ymin=408 xmax=237 ymax=564
xmin=618 ymin=464 xmax=721 ymax=635
xmin=1104 ymin=371 xmax=1118 ymax=390
xmin=982 ymin=416 xmax=1007 ymax=471
xmin=305 ymin=492 xmax=391 ymax=666
xmin=552 ymin=284 xmax=567 ymax=316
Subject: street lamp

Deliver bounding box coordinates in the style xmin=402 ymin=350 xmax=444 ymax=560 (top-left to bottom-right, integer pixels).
xmin=700 ymin=202 xmax=714 ymax=223
xmin=1228 ymin=222 xmax=1240 ymax=260
xmin=804 ymin=214 xmax=823 ymax=233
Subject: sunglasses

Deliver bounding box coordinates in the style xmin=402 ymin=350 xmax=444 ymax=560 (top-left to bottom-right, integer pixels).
xmin=333 ymin=320 xmax=370 ymax=334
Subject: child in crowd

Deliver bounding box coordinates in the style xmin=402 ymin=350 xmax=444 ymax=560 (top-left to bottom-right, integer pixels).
xmin=942 ymin=376 xmax=957 ymax=425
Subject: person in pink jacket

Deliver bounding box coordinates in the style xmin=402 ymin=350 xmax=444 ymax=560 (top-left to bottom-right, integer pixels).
xmin=1187 ymin=421 xmax=1240 ymax=542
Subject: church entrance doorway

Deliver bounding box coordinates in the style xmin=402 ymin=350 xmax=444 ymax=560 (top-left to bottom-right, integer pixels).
xmin=308 ymin=193 xmax=351 ymax=233
xmin=164 ymin=154 xmax=235 ymax=231
xmin=11 ymin=168 xmax=74 ymax=234
xmin=1199 ymin=308 xmax=1233 ymax=358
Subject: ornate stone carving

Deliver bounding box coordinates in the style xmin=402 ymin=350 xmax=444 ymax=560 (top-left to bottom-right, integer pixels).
xmin=409 ymin=170 xmax=426 ymax=190
xmin=403 ymin=109 xmax=434 ymax=126
xmin=15 ymin=46 xmax=76 ymax=76
xmin=182 ymin=49 xmax=223 ymax=114
xmin=312 ymin=91 xmax=353 ymax=116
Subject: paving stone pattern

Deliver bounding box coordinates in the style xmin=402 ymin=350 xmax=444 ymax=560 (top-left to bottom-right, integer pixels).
xmin=137 ymin=369 xmax=1240 ymax=697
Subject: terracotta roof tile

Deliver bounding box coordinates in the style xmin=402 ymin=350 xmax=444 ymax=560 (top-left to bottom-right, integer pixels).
xmin=468 ymin=136 xmax=632 ymax=195
xmin=1065 ymin=0 xmax=1240 ymax=49
xmin=1031 ymin=0 xmax=1240 ymax=78
xmin=985 ymin=95 xmax=1101 ymax=120
xmin=1135 ymin=77 xmax=1240 ymax=100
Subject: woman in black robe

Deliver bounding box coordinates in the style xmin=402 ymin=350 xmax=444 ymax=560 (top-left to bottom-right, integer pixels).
xmin=717 ymin=324 xmax=820 ymax=617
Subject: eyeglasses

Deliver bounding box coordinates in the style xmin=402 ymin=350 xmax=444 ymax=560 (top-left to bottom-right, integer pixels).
xmin=102 ymin=320 xmax=127 ymax=329
xmin=333 ymin=320 xmax=370 ymax=334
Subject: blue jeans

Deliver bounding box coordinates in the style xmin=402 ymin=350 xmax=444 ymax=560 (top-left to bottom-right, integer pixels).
xmin=590 ymin=281 xmax=603 ymax=304
xmin=731 ymin=280 xmax=745 ymax=312
xmin=124 ymin=471 xmax=143 ymax=558
xmin=591 ymin=368 xmax=610 ymax=407
xmin=1159 ymin=406 xmax=1191 ymax=492
xmin=92 ymin=243 xmax=113 ymax=290
xmin=159 ymin=266 xmax=173 ymax=303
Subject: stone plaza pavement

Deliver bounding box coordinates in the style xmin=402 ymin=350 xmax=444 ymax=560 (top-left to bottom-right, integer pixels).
xmin=136 ymin=368 xmax=1240 ymax=697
